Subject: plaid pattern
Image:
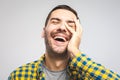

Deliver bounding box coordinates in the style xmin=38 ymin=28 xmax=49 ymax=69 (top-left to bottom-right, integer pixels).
xmin=8 ymin=52 xmax=120 ymax=80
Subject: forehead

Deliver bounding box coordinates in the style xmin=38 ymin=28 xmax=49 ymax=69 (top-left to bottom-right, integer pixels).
xmin=49 ymin=9 xmax=77 ymax=20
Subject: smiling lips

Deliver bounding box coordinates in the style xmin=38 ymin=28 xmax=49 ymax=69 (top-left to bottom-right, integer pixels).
xmin=52 ymin=33 xmax=70 ymax=42
xmin=54 ymin=36 xmax=67 ymax=42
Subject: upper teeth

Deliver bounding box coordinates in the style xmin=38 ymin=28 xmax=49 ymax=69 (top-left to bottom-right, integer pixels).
xmin=54 ymin=36 xmax=66 ymax=41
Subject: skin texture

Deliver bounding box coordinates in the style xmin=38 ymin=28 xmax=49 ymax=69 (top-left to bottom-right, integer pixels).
xmin=42 ymin=9 xmax=82 ymax=71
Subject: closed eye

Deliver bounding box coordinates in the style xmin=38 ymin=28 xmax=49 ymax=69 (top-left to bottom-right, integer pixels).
xmin=50 ymin=18 xmax=61 ymax=25
xmin=51 ymin=20 xmax=59 ymax=24
xmin=67 ymin=21 xmax=75 ymax=28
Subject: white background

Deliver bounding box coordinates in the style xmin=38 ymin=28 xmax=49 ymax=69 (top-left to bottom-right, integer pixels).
xmin=0 ymin=0 xmax=120 ymax=80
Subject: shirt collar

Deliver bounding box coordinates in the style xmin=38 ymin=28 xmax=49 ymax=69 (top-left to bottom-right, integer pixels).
xmin=36 ymin=54 xmax=72 ymax=76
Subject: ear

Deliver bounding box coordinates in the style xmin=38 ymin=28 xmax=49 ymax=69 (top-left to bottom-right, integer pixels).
xmin=41 ymin=28 xmax=45 ymax=38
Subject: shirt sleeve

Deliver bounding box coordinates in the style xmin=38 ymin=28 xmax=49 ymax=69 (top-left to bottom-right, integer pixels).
xmin=68 ymin=52 xmax=120 ymax=80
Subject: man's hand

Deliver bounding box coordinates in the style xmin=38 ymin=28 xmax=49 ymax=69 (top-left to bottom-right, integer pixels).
xmin=65 ymin=19 xmax=82 ymax=58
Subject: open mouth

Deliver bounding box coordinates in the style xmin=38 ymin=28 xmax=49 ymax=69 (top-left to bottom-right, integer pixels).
xmin=51 ymin=31 xmax=70 ymax=43
xmin=54 ymin=36 xmax=66 ymax=42
xmin=51 ymin=33 xmax=70 ymax=43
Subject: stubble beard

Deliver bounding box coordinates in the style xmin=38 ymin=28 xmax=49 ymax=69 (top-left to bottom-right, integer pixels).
xmin=44 ymin=34 xmax=68 ymax=58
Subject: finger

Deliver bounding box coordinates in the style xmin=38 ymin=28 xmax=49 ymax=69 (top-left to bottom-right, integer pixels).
xmin=65 ymin=23 xmax=75 ymax=34
xmin=74 ymin=19 xmax=82 ymax=35
xmin=74 ymin=19 xmax=82 ymax=32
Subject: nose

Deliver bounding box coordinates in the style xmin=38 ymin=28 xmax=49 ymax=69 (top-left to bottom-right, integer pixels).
xmin=57 ymin=23 xmax=67 ymax=32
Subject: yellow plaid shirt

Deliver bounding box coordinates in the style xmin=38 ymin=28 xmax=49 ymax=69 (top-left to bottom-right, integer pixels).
xmin=8 ymin=52 xmax=120 ymax=80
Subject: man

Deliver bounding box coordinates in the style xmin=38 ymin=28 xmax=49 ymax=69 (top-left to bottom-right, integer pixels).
xmin=8 ymin=5 xmax=120 ymax=80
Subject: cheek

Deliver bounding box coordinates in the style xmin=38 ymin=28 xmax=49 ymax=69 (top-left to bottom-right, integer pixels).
xmin=44 ymin=28 xmax=53 ymax=39
xmin=44 ymin=30 xmax=50 ymax=38
xmin=45 ymin=25 xmax=54 ymax=32
xmin=45 ymin=25 xmax=58 ymax=35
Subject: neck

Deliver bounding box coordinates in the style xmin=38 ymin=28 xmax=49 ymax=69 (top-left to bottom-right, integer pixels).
xmin=44 ymin=52 xmax=69 ymax=71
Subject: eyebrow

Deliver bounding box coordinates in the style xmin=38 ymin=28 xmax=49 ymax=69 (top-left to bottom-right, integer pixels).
xmin=50 ymin=18 xmax=75 ymax=23
xmin=67 ymin=20 xmax=75 ymax=23
xmin=50 ymin=18 xmax=61 ymax=21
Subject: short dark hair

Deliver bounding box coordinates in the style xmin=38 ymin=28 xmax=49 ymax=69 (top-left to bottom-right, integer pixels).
xmin=45 ymin=5 xmax=79 ymax=26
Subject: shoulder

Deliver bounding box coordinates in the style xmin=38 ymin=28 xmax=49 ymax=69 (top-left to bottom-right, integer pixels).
xmin=8 ymin=59 xmax=42 ymax=79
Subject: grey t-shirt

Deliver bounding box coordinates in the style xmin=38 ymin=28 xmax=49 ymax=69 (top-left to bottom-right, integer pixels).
xmin=43 ymin=65 xmax=69 ymax=80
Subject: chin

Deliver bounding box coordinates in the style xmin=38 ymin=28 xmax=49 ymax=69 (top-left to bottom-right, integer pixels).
xmin=54 ymin=49 xmax=66 ymax=54
xmin=52 ymin=45 xmax=67 ymax=54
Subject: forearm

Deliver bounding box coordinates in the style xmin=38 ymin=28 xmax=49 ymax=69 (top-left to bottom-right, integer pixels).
xmin=69 ymin=51 xmax=120 ymax=79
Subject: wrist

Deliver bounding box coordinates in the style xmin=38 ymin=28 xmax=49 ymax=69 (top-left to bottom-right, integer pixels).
xmin=70 ymin=48 xmax=81 ymax=58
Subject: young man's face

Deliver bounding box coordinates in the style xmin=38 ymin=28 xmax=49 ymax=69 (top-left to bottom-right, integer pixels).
xmin=44 ymin=9 xmax=77 ymax=54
